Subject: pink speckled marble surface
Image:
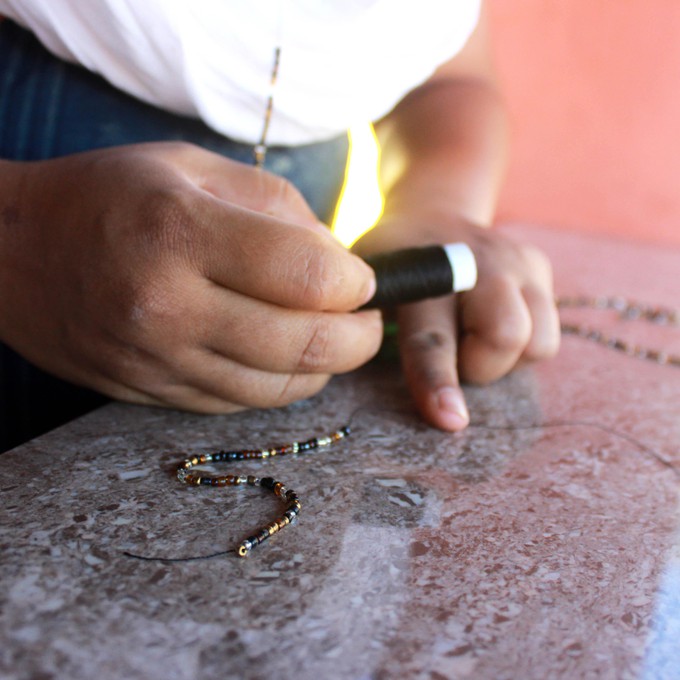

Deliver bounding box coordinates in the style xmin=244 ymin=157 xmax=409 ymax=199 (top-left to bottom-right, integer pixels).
xmin=1 ymin=225 xmax=679 ymax=680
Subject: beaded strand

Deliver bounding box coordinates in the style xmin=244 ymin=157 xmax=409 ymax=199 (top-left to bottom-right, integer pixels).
xmin=176 ymin=425 xmax=350 ymax=557
xmin=253 ymin=45 xmax=281 ymax=169
xmin=557 ymin=295 xmax=680 ymax=367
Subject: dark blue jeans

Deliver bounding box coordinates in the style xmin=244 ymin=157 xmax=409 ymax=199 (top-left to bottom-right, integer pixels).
xmin=0 ymin=20 xmax=350 ymax=451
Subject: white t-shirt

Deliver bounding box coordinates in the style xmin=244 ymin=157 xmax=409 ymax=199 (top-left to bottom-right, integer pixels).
xmin=0 ymin=0 xmax=481 ymax=145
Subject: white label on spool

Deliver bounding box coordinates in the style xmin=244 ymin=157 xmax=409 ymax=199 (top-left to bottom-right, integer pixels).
xmin=443 ymin=243 xmax=478 ymax=292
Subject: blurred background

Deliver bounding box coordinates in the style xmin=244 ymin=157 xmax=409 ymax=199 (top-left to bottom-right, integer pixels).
xmin=335 ymin=1 xmax=680 ymax=249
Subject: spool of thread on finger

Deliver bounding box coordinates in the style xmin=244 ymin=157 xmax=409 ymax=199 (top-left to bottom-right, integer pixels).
xmin=360 ymin=243 xmax=477 ymax=309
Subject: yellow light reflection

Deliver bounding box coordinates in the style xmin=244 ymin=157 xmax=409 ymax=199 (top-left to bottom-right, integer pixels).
xmin=332 ymin=123 xmax=383 ymax=247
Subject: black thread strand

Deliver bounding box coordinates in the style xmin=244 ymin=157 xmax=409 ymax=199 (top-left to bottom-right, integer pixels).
xmin=122 ymin=549 xmax=234 ymax=562
xmin=468 ymin=419 xmax=680 ymax=479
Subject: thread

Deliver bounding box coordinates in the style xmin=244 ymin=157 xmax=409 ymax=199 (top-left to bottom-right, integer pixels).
xmin=361 ymin=243 xmax=477 ymax=309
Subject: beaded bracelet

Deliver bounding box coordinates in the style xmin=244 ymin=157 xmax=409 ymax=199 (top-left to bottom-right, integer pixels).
xmin=176 ymin=425 xmax=350 ymax=557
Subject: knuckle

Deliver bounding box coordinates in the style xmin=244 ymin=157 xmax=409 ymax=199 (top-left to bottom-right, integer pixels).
xmin=115 ymin=277 xmax=190 ymax=355
xmin=297 ymin=248 xmax=342 ymax=310
xmin=296 ymin=315 xmax=334 ymax=371
xmin=143 ymin=186 xmax=186 ymax=232
xmin=402 ymin=329 xmax=452 ymax=356
xmin=521 ymin=244 xmax=554 ymax=280
xmin=485 ymin=306 xmax=532 ymax=352
xmin=138 ymin=185 xmax=201 ymax=263
xmin=477 ymin=274 xmax=532 ymax=352
xmin=401 ymin=330 xmax=456 ymax=387
xmin=266 ymin=174 xmax=309 ymax=214
xmin=127 ymin=282 xmax=178 ymax=326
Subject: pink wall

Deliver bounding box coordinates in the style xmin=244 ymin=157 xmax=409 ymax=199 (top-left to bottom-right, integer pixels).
xmin=489 ymin=1 xmax=680 ymax=246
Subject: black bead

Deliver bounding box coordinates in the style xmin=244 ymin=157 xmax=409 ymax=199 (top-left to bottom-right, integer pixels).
xmin=260 ymin=477 xmax=276 ymax=489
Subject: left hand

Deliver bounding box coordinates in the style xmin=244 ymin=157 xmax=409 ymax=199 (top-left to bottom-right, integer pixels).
xmin=352 ymin=0 xmax=559 ymax=430
xmin=355 ymin=217 xmax=560 ymax=431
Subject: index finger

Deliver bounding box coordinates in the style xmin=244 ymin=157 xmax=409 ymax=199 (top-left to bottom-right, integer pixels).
xmin=187 ymin=194 xmax=377 ymax=312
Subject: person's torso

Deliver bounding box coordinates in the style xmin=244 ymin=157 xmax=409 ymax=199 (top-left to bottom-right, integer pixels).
xmin=0 ymin=0 xmax=481 ymax=144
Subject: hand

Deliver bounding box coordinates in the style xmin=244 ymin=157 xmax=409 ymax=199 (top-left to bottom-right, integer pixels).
xmin=355 ymin=219 xmax=560 ymax=431
xmin=0 ymin=142 xmax=382 ymax=412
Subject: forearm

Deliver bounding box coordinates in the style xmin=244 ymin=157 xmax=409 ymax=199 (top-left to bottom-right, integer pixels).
xmin=355 ymin=76 xmax=508 ymax=254
xmin=0 ymin=159 xmax=30 ymax=346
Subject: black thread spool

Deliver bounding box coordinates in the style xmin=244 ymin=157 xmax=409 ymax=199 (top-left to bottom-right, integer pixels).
xmin=360 ymin=243 xmax=477 ymax=309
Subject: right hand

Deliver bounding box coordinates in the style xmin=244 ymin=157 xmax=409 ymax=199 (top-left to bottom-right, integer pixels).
xmin=0 ymin=142 xmax=382 ymax=412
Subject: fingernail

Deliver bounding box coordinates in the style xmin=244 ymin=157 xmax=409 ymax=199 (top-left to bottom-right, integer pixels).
xmin=435 ymin=387 xmax=469 ymax=427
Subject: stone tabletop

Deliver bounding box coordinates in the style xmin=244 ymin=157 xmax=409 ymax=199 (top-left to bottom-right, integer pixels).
xmin=1 ymin=225 xmax=679 ymax=680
